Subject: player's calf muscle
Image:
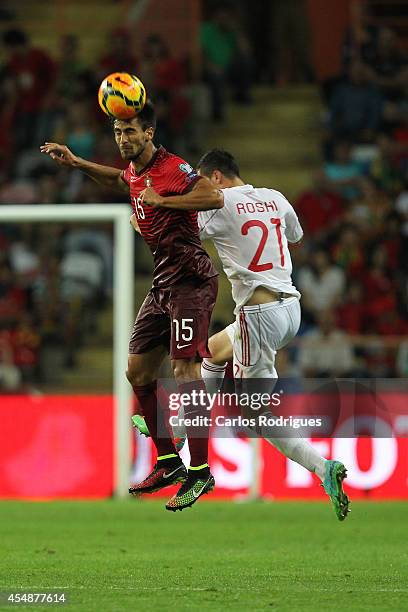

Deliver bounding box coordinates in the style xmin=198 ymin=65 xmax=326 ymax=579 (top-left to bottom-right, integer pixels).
xmin=126 ymin=351 xmax=164 ymax=386
xmin=126 ymin=367 xmax=155 ymax=386
xmin=126 ymin=364 xmax=154 ymax=386
xmin=172 ymin=359 xmax=201 ymax=383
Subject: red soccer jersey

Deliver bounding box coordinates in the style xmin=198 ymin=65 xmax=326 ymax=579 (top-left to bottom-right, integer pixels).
xmin=121 ymin=146 xmax=217 ymax=286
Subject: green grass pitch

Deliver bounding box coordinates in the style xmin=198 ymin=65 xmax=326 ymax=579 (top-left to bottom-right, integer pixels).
xmin=0 ymin=499 xmax=407 ymax=611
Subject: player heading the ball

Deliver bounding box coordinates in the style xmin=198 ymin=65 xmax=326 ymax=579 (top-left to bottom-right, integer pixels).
xmin=41 ymin=98 xmax=223 ymax=512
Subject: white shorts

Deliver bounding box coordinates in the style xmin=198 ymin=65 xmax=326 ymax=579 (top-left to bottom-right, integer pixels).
xmin=225 ymin=297 xmax=301 ymax=378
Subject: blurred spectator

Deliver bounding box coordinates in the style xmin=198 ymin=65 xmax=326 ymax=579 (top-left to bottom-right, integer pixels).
xmin=345 ymin=177 xmax=392 ymax=240
xmin=31 ymin=254 xmax=63 ymax=345
xmin=59 ymin=246 xmax=104 ymax=368
xmin=63 ymin=227 xmax=113 ymax=296
xmin=295 ymin=171 xmax=344 ymax=240
xmin=35 ymin=171 xmax=62 ymax=204
xmin=341 ymin=8 xmax=378 ymax=69
xmin=8 ymin=225 xmax=41 ymax=286
xmin=1 ymin=29 xmax=56 ymax=149
xmin=336 ymin=280 xmax=365 ymax=334
xmin=299 ymin=310 xmax=355 ymax=377
xmin=60 ymin=248 xmax=104 ymax=302
xmin=370 ymin=133 xmax=405 ymax=195
xmin=297 ymin=249 xmax=345 ymax=321
xmin=65 ymin=103 xmax=97 ymax=160
xmin=381 ymin=212 xmax=403 ymax=271
xmin=323 ymin=140 xmax=366 ymax=200
xmin=200 ymin=2 xmax=253 ymax=121
xmin=140 ymin=34 xmax=186 ymax=93
xmin=383 ymin=69 xmax=408 ymax=126
xmin=363 ymin=245 xmax=397 ymax=332
xmin=55 ymin=35 xmax=92 ymax=103
xmin=12 ymin=314 xmax=41 ymax=384
xmin=139 ymin=35 xmax=192 ymax=154
xmin=329 ymin=61 xmax=383 ymax=143
xmin=0 ymin=258 xmax=27 ymax=324
xmin=97 ymin=28 xmax=139 ymax=81
xmin=365 ymin=28 xmax=407 ymax=102
xmin=0 ymin=180 xmax=37 ymax=204
xmin=331 ymin=225 xmax=365 ymax=277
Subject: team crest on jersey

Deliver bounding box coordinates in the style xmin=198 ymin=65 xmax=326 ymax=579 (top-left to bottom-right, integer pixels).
xmin=179 ymin=163 xmax=194 ymax=173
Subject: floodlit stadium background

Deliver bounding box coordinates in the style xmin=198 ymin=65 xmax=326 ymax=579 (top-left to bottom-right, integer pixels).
xmin=0 ymin=0 xmax=407 ymax=500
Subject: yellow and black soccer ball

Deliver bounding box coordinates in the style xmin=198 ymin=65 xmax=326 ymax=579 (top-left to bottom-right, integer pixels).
xmin=98 ymin=72 xmax=146 ymax=120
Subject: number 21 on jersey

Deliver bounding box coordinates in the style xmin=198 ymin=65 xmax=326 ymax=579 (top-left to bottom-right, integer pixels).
xmin=241 ymin=218 xmax=284 ymax=272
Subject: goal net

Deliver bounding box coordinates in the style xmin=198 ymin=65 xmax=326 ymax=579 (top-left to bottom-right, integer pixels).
xmin=0 ymin=204 xmax=134 ymax=497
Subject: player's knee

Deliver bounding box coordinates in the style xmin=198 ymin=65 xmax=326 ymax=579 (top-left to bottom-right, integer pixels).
xmin=206 ymin=351 xmax=227 ymax=368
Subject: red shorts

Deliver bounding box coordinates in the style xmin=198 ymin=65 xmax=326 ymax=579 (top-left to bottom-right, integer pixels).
xmin=129 ymin=276 xmax=218 ymax=360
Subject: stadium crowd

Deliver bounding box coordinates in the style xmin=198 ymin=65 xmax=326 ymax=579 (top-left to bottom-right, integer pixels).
xmin=0 ymin=9 xmax=407 ymax=390
xmin=292 ymin=22 xmax=408 ymax=379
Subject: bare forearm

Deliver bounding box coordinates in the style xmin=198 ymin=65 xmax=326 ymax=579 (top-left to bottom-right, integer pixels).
xmin=158 ymin=186 xmax=223 ymax=211
xmin=41 ymin=142 xmax=129 ymax=194
xmin=73 ymin=157 xmax=124 ymax=190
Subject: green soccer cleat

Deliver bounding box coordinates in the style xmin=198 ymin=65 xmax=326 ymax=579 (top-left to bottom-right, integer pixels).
xmin=322 ymin=460 xmax=350 ymax=521
xmin=165 ymin=470 xmax=215 ymax=511
xmin=131 ymin=415 xmax=150 ymax=437
xmin=131 ymin=414 xmax=187 ymax=452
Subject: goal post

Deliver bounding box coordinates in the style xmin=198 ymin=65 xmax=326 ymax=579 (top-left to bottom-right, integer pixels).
xmin=0 ymin=204 xmax=134 ymax=498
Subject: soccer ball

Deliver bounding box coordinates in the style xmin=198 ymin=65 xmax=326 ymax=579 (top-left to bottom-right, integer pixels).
xmin=98 ymin=72 xmax=146 ymax=120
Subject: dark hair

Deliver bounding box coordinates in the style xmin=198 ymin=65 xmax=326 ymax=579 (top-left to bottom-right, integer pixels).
xmin=197 ymin=149 xmax=240 ymax=178
xmin=3 ymin=29 xmax=28 ymax=46
xmin=111 ymin=99 xmax=157 ymax=131
xmin=136 ymin=99 xmax=157 ymax=130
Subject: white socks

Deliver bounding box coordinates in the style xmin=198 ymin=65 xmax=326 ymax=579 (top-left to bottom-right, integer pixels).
xmin=266 ymin=437 xmax=327 ymax=480
xmin=201 ymin=359 xmax=327 ymax=480
xmin=201 ymin=359 xmax=227 ymax=392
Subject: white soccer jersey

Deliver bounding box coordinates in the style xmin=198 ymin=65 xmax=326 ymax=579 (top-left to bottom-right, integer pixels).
xmin=198 ymin=184 xmax=303 ymax=313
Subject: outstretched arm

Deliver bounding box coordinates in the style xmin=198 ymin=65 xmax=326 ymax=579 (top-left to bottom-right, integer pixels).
xmin=140 ymin=177 xmax=223 ymax=211
xmin=40 ymin=142 xmax=129 ymax=194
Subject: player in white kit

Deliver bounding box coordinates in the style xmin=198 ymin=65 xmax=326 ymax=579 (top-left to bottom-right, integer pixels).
xmin=196 ymin=150 xmax=349 ymax=520
xmin=197 ymin=155 xmax=302 ymax=381
xmin=133 ymin=149 xmax=350 ymax=521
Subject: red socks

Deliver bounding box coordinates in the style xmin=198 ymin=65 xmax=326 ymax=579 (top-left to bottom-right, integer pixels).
xmin=132 ymin=380 xmax=210 ymax=467
xmin=132 ymin=382 xmax=176 ymax=457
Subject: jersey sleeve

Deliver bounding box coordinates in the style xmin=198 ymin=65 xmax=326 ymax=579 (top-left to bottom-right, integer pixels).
xmin=198 ymin=209 xmax=222 ymax=239
xmin=198 ymin=187 xmax=229 ymax=239
xmin=120 ymin=164 xmax=132 ymax=186
xmin=165 ymin=159 xmax=202 ymax=194
xmin=285 ymin=202 xmax=304 ymax=243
